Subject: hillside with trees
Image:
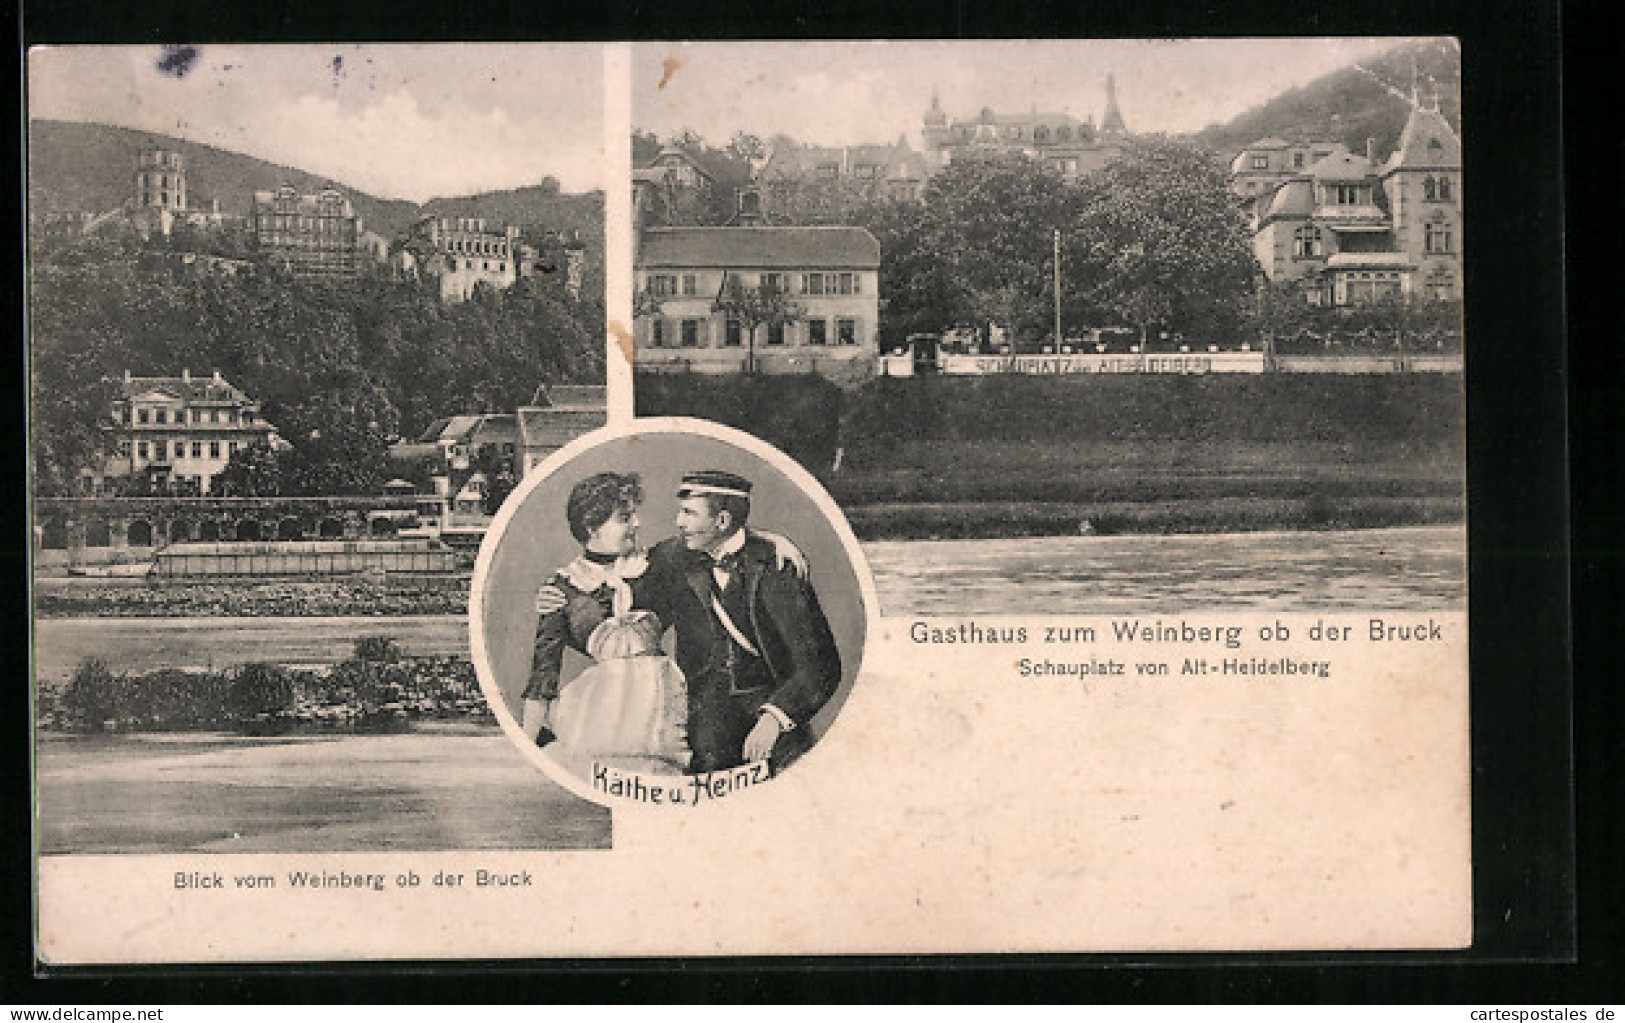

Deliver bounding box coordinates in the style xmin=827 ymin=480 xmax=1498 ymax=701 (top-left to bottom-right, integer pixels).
xmin=1191 ymin=39 xmax=1461 ymax=159
xmin=27 ymin=120 xmax=421 ymax=236
xmin=28 ymin=229 xmax=603 ymax=497
xmin=27 ymin=120 xmax=605 ymax=244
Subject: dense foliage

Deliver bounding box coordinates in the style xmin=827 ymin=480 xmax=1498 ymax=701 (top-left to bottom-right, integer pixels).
xmin=42 ymin=649 xmax=488 ymax=734
xmin=637 ymin=131 xmax=1262 ymax=351
xmin=28 ymin=228 xmax=603 ymax=495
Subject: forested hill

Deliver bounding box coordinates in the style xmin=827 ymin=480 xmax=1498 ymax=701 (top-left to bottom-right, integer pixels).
xmin=1191 ymin=39 xmax=1461 ymax=160
xmin=26 ymin=120 xmax=602 ymax=240
xmin=26 ymin=120 xmax=421 ymax=235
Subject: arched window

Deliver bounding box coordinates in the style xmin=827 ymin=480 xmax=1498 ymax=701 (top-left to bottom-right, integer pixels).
xmin=1423 ymin=176 xmax=1437 ymax=200
xmin=1437 ymin=177 xmax=1453 ymax=201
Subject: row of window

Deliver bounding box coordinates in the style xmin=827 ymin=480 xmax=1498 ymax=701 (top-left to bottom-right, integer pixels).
xmin=647 ymin=272 xmax=863 ymax=298
xmin=1340 ymin=272 xmax=1404 ymax=304
xmin=255 ymin=215 xmax=356 ymax=232
xmin=1291 ymin=222 xmax=1454 ymax=259
xmin=1251 ymin=150 xmax=1319 ymax=171
xmin=1321 ymin=183 xmax=1370 ymax=206
xmin=130 ymin=407 xmax=254 ymax=426
xmin=124 ymin=439 xmax=241 ymax=461
xmin=448 ymin=259 xmax=509 ymax=274
xmin=649 ymin=317 xmax=861 ymax=348
xmin=946 ymin=124 xmax=1091 ymax=144
xmin=1421 ymin=176 xmax=1454 ymax=201
xmin=442 ymin=237 xmax=512 ymax=257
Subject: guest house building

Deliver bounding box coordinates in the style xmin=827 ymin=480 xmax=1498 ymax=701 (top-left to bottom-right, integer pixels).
xmin=633 ymin=225 xmax=881 ymax=383
xmin=98 ymin=370 xmax=284 ymax=495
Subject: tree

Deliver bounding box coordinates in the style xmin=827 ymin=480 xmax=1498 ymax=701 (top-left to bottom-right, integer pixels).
xmin=63 ymin=659 xmax=121 ymax=732
xmin=726 ymin=131 xmax=767 ymax=164
xmin=228 ymin=662 xmax=296 ymax=734
xmin=712 ymin=277 xmax=805 ymax=374
xmin=471 ymin=444 xmax=518 ymax=515
xmin=1066 ymin=138 xmax=1256 ymax=346
xmin=909 ymin=152 xmax=1077 ymax=347
xmin=213 ymin=441 xmax=286 ymax=497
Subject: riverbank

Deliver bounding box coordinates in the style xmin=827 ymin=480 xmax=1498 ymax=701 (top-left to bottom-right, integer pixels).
xmin=845 ymin=493 xmax=1463 ymax=540
xmin=37 ymin=725 xmax=609 ymax=853
xmin=33 ymin=575 xmax=470 ymax=618
xmin=639 ymin=372 xmax=1465 ymax=539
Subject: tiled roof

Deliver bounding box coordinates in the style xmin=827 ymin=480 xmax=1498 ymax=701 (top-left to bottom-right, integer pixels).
xmin=1263 ymin=179 xmax=1315 ymax=220
xmin=387 ymin=442 xmax=441 ymax=462
xmin=638 ymin=227 xmax=880 ymax=269
xmin=648 ymin=147 xmax=718 ymax=181
xmin=251 ymin=187 xmax=357 ymax=217
xmin=470 ymin=414 xmax=518 ymax=446
xmin=436 ymin=415 xmax=485 ymax=443
xmin=532 ymin=384 xmax=606 ymax=410
xmin=119 ymin=374 xmax=249 ymax=404
xmin=517 ymin=408 xmax=605 ymax=448
xmin=1309 ymin=151 xmax=1377 ymax=181
xmin=1383 ymin=105 xmax=1462 ymax=172
xmin=957 ymin=111 xmax=1084 ymax=128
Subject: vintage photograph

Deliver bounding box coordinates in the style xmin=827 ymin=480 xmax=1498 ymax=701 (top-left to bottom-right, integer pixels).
xmin=471 ymin=423 xmax=869 ymax=798
xmin=630 ymin=39 xmax=1466 ymax=615
xmin=27 ymin=43 xmax=613 ymax=853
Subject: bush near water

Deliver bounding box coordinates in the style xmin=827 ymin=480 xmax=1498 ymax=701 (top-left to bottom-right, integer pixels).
xmin=636 ymin=372 xmax=1465 ymax=536
xmin=40 ymin=641 xmax=492 ymax=735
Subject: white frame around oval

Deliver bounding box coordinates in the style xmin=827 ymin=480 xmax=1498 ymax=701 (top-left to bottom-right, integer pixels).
xmin=468 ymin=415 xmax=881 ymax=810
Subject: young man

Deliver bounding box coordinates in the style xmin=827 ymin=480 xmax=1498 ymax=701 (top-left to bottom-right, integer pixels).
xmin=636 ymin=470 xmax=842 ymax=774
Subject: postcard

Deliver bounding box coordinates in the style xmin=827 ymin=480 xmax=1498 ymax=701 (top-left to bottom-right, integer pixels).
xmin=30 ymin=38 xmax=1474 ymax=962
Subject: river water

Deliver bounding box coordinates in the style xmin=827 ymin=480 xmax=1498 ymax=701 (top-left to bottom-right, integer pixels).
xmin=33 ymin=525 xmax=1464 ymax=681
xmin=863 ymin=524 xmax=1466 ymax=616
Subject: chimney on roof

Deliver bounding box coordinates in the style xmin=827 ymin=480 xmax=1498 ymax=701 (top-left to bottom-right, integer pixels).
xmin=1366 ymin=138 xmax=1376 ymax=163
xmin=212 ymin=369 xmax=222 ymax=384
xmin=182 ymin=369 xmax=190 ymax=383
xmin=123 ymin=369 xmax=131 ymax=383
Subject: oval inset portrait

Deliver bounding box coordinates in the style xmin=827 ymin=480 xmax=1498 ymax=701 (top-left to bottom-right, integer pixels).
xmin=471 ymin=418 xmax=872 ymax=806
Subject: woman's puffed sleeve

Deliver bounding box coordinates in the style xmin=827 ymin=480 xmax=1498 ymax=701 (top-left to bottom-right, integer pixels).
xmin=525 ymin=594 xmax=570 ymax=701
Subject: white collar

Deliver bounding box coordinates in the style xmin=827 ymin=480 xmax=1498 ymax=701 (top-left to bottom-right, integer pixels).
xmin=561 ymin=553 xmax=625 ymax=593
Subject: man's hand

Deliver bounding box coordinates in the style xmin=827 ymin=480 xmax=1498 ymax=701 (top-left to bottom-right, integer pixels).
xmin=535 ymin=584 xmax=567 ymax=615
xmin=742 ymin=713 xmax=783 ymax=762
xmin=754 ymin=529 xmax=808 ymax=578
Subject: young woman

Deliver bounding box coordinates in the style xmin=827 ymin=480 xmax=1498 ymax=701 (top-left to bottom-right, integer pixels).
xmin=524 ymin=472 xmax=689 ymax=774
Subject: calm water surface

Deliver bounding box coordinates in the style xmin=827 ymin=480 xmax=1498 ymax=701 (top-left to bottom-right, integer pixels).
xmin=863 ymin=524 xmax=1466 ymax=615
xmin=33 ymin=526 xmax=1465 ymax=681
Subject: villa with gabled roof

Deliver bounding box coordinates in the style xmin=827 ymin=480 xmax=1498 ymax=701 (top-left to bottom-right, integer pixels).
xmin=1233 ymin=97 xmax=1462 ymax=306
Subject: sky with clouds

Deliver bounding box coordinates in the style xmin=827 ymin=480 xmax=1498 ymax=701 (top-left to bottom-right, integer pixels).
xmin=27 ymin=44 xmax=605 ymax=201
xmin=634 ymin=39 xmax=1436 ymax=148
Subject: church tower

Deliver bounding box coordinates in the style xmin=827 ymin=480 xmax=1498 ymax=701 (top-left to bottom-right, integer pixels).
xmin=1101 ymin=74 xmax=1127 ymax=136
xmin=922 ymin=86 xmax=950 ymax=169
